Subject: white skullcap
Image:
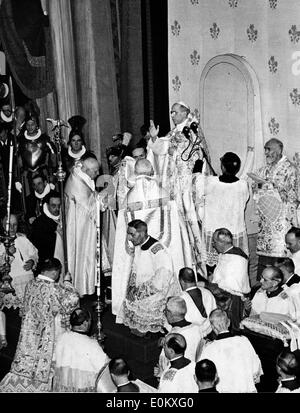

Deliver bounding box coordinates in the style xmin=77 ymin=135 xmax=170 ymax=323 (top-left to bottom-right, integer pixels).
xmin=134 ymin=159 xmax=154 ymax=176
xmin=176 ymin=101 xmax=190 ymax=111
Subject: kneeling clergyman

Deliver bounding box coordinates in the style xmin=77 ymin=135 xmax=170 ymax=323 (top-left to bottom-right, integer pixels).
xmin=0 ymin=258 xmax=79 ymax=393
xmin=117 ymin=219 xmax=179 ymax=336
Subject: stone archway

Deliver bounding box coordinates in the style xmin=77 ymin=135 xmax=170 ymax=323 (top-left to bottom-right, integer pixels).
xmin=199 ymin=53 xmax=264 ymax=179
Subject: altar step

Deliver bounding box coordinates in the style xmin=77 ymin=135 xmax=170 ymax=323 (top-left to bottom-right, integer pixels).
xmin=101 ymin=308 xmax=163 ymax=387
xmin=0 ymin=308 xmax=22 ymax=381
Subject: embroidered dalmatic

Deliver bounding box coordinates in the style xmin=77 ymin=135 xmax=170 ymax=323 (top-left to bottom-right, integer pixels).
xmin=117 ymin=238 xmax=177 ymax=334
xmin=64 ymin=167 xmax=111 ymax=296
xmin=254 ymin=156 xmax=298 ymax=257
xmin=112 ymin=175 xmax=187 ymax=317
xmin=0 ymin=278 xmax=79 ymax=393
xmin=148 ymin=118 xmax=209 ymax=275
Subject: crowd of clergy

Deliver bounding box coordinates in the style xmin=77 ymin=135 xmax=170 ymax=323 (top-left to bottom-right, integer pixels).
xmin=0 ymin=99 xmax=300 ymax=393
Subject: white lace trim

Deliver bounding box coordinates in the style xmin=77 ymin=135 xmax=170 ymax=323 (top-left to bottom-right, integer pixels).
xmin=37 ymin=274 xmax=55 ymax=283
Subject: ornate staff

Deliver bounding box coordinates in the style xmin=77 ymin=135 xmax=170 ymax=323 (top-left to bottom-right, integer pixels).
xmin=47 ymin=118 xmax=69 ymax=274
xmin=95 ymin=192 xmax=105 ymax=346
xmin=0 ymin=77 xmax=16 ymax=294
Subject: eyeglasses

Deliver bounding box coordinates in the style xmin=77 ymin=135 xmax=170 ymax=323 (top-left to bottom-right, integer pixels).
xmin=260 ymin=276 xmax=273 ymax=283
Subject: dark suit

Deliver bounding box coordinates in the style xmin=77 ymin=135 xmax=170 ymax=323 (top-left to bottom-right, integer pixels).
xmin=30 ymin=213 xmax=58 ymax=264
xmin=25 ymin=193 xmax=45 ymax=222
xmin=0 ymin=139 xmax=10 ymax=186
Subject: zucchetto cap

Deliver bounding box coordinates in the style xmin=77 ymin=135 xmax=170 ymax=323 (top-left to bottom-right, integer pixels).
xmin=176 ymin=101 xmax=190 ymax=111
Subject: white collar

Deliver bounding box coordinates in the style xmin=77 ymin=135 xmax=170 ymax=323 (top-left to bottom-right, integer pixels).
xmin=43 ymin=202 xmax=60 ymax=222
xmin=135 ymin=174 xmax=155 ymax=181
xmin=24 ymin=129 xmax=42 ymax=141
xmin=35 ymin=183 xmax=54 ymax=199
xmin=278 ymin=155 xmax=286 ymax=164
xmin=141 ymin=236 xmax=150 ymax=247
xmin=280 ymin=377 xmax=297 ymax=382
xmin=173 ymin=114 xmax=198 ymax=133
xmin=118 ymin=381 xmax=131 ymax=387
xmin=170 ymin=355 xmax=183 ymax=362
xmin=76 ymin=167 xmax=95 ymax=191
xmin=0 ymin=111 xmax=12 ymax=122
xmin=285 ymin=274 xmax=295 ymax=284
xmin=37 ymin=274 xmax=55 ymax=283
xmin=185 ymin=286 xmax=198 ymax=292
xmin=68 ymin=145 xmax=86 ymax=159
xmin=268 ymin=155 xmax=286 ymax=168
xmin=223 ymin=246 xmax=233 ymax=254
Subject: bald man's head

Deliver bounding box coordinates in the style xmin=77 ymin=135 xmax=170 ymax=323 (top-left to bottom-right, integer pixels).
xmin=81 ymin=157 xmax=100 ymax=180
xmin=165 ymin=296 xmax=187 ymax=324
xmin=164 ymin=332 xmax=187 ymax=358
xmin=264 ymin=138 xmax=283 ymax=165
xmin=178 ymin=267 xmax=196 ymax=290
xmin=209 ymin=309 xmax=230 ymax=334
xmin=134 ymin=159 xmax=154 ymax=176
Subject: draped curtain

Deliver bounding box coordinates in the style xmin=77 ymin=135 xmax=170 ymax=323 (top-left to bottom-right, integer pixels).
xmin=141 ymin=0 xmax=170 ymax=136
xmin=47 ymin=0 xmax=79 ymax=137
xmin=118 ymin=0 xmax=144 ymax=145
xmin=0 ymin=0 xmax=54 ymax=99
xmin=71 ymin=0 xmax=120 ymax=170
xmin=0 ymin=0 xmax=170 ymax=169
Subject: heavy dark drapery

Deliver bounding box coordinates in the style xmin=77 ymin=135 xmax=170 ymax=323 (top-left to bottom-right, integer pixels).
xmin=0 ymin=0 xmax=54 ymax=99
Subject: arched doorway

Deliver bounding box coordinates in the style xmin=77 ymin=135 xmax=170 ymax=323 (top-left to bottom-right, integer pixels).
xmin=199 ymin=53 xmax=264 ymax=179
xmin=199 ymin=54 xmax=265 ymax=286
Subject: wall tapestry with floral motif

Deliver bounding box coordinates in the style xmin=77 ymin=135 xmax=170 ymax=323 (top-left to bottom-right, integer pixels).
xmin=168 ymin=0 xmax=300 ymax=165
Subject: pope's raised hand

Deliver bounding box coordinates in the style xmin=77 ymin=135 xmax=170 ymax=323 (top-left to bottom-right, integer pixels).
xmin=149 ymin=120 xmax=159 ymax=140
